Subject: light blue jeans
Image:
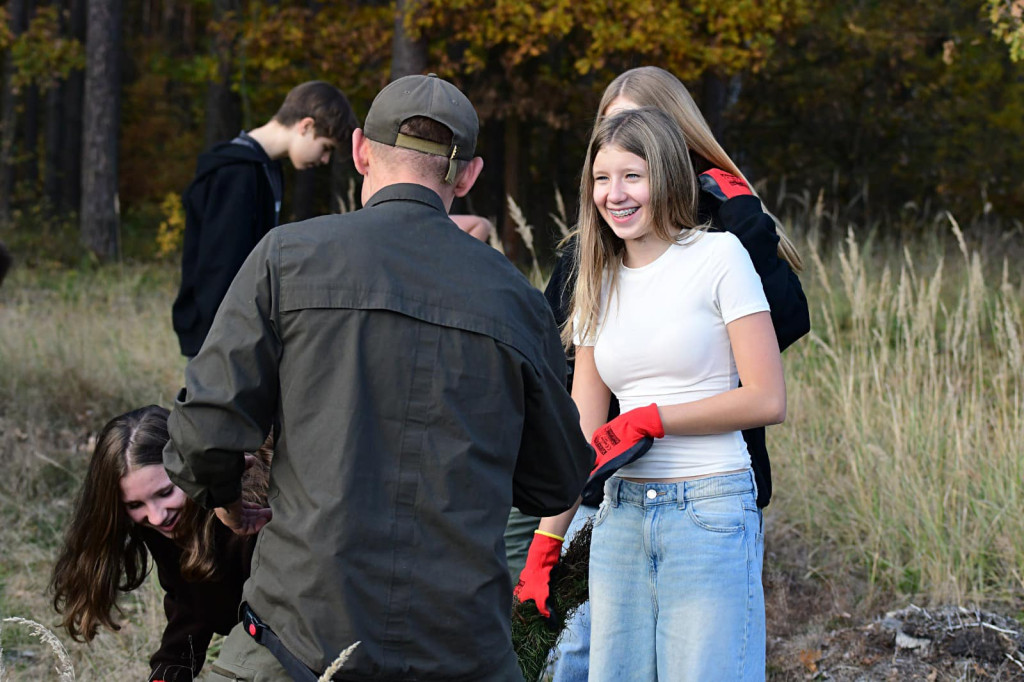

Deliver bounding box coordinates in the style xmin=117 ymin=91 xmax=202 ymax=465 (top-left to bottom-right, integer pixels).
xmin=588 ymin=472 xmax=765 ymax=682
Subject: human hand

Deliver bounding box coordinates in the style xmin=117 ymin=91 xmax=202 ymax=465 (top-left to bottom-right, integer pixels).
xmin=450 ymin=214 xmax=494 ymax=242
xmin=514 ymin=531 xmax=564 ymax=621
xmin=699 ymin=169 xmax=753 ymax=203
xmin=215 ymin=499 xmax=272 ymax=536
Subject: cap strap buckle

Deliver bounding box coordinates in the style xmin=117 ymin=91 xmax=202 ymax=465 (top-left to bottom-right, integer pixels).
xmin=444 ymin=144 xmax=459 ymax=185
xmin=394 ymin=133 xmax=460 ymax=185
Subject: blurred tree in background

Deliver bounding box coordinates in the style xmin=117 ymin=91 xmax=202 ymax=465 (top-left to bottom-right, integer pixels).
xmin=729 ymin=0 xmax=1024 ymax=231
xmin=0 ymin=0 xmax=1020 ymax=263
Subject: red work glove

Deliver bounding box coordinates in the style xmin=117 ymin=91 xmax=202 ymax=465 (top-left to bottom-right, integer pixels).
xmin=581 ymin=404 xmax=664 ymax=507
xmin=590 ymin=404 xmax=664 ymax=472
xmin=699 ymin=169 xmax=753 ymax=202
xmin=514 ymin=530 xmax=564 ymax=620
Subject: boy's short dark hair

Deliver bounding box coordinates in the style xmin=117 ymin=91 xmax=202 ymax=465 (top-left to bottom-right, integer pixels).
xmin=273 ymin=81 xmax=358 ymax=144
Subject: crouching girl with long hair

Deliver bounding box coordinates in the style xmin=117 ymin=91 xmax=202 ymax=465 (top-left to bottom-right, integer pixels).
xmin=50 ymin=405 xmax=269 ymax=682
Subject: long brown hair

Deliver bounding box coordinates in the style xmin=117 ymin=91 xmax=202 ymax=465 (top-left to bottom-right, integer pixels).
xmin=49 ymin=406 xmax=270 ymax=641
xmin=566 ymin=108 xmax=704 ymax=348
xmin=596 ymin=66 xmax=803 ymax=272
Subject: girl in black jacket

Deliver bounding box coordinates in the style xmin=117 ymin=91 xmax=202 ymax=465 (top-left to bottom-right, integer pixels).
xmin=50 ymin=406 xmax=268 ymax=682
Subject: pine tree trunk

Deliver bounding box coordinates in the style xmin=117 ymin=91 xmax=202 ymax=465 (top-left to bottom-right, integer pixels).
xmin=390 ymin=0 xmax=427 ymax=80
xmin=203 ymin=0 xmax=241 ymax=150
xmin=501 ymin=117 xmax=522 ymax=262
xmin=0 ymin=0 xmax=28 ymax=225
xmin=80 ymin=0 xmax=123 ymax=260
xmin=20 ymin=83 xmax=40 ymax=195
xmin=61 ymin=0 xmax=86 ymax=214
xmin=44 ymin=82 xmax=64 ymax=209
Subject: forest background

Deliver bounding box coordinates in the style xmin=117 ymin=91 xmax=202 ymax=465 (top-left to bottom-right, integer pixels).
xmin=1 ymin=0 xmax=1024 ymax=262
xmin=2 ymin=0 xmax=1024 ymax=680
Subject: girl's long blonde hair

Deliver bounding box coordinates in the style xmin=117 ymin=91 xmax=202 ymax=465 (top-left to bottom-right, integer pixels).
xmin=596 ymin=66 xmax=802 ymax=272
xmin=565 ymin=108 xmax=704 ymax=348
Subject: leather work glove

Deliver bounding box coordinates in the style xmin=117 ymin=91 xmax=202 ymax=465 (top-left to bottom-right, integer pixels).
xmin=699 ymin=168 xmax=753 ymax=203
xmin=581 ymin=404 xmax=664 ymax=506
xmin=514 ymin=530 xmax=564 ymax=621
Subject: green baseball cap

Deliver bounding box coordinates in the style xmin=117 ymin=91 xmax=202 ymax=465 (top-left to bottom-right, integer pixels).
xmin=363 ymin=74 xmax=478 ymax=184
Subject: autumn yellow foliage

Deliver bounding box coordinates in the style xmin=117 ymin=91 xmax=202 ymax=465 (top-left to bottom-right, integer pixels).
xmin=987 ymin=0 xmax=1024 ymax=61
xmin=155 ymin=192 xmax=185 ymax=258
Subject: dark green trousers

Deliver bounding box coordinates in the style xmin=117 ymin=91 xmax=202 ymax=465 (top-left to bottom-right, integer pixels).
xmin=503 ymin=507 xmax=540 ymax=583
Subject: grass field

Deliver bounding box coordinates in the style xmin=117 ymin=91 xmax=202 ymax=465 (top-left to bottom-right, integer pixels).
xmin=0 ymin=214 xmax=1022 ymax=679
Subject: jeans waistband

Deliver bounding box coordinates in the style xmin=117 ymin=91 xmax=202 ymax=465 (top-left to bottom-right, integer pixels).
xmin=606 ymin=470 xmax=755 ymax=507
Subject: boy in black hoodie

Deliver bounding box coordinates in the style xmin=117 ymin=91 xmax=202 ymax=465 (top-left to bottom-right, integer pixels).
xmin=172 ymin=81 xmax=357 ymax=357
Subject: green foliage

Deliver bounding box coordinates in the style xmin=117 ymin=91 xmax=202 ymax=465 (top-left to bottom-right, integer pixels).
xmin=121 ymin=201 xmax=173 ymax=262
xmin=118 ymin=64 xmax=204 ymax=207
xmin=220 ymin=3 xmax=393 ymax=125
xmin=5 ymin=6 xmax=85 ymax=93
xmin=987 ymin=0 xmax=1024 ymax=61
xmin=415 ymin=0 xmax=808 ymax=123
xmin=420 ymin=0 xmax=807 ymax=79
xmin=0 ymin=203 xmax=81 ymax=268
xmin=729 ymin=0 xmax=1024 ymax=221
xmin=0 ymin=7 xmax=10 ymax=51
xmin=7 ymin=0 xmax=1024 ymax=257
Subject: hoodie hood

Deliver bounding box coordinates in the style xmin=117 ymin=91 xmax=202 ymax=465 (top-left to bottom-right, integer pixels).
xmin=193 ymin=139 xmax=273 ymax=182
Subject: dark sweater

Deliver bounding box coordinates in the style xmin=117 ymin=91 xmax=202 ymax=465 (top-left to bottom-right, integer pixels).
xmin=544 ymin=186 xmax=810 ymax=508
xmin=172 ymin=141 xmax=281 ymax=357
xmin=141 ymin=525 xmax=254 ymax=681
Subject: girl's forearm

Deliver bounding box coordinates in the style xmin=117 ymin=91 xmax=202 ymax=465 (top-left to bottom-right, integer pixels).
xmin=537 ymin=498 xmax=583 ymax=540
xmin=657 ymin=383 xmax=785 ymax=436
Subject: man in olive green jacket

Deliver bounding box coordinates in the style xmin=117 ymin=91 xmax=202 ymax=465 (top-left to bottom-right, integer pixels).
xmin=163 ymin=74 xmax=592 ymax=682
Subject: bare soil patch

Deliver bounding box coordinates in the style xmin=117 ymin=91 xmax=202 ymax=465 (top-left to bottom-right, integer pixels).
xmin=764 ymin=526 xmax=1024 ymax=681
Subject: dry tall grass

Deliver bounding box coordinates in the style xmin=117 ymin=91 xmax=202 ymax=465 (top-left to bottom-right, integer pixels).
xmin=0 ymin=265 xmax=183 ymax=680
xmin=0 ymin=209 xmax=1021 ymax=677
xmin=771 ymin=214 xmax=1024 ymax=605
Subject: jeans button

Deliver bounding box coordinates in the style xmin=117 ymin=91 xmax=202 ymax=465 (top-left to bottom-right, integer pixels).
xmin=646 ymin=489 xmax=657 ymax=500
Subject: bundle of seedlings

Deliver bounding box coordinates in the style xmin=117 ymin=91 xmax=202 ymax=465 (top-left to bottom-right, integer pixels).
xmin=511 ymin=519 xmax=593 ymax=682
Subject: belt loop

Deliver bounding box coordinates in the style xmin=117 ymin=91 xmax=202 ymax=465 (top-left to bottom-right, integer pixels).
xmin=676 ymin=480 xmax=687 ymax=510
xmin=607 ymin=477 xmax=621 ymax=508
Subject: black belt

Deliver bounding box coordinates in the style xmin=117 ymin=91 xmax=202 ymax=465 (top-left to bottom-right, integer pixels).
xmin=241 ymin=603 xmax=319 ymax=682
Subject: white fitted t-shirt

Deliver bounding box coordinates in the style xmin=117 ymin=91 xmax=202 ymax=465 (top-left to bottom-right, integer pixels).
xmin=578 ymin=232 xmax=770 ymax=479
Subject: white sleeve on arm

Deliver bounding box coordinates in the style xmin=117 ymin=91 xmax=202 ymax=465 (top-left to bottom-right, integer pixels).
xmin=712 ymin=234 xmax=771 ymax=325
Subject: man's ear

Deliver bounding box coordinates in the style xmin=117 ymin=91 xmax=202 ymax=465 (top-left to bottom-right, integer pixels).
xmin=453 ymin=157 xmax=484 ymax=198
xmin=352 ymin=129 xmax=370 ymax=176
